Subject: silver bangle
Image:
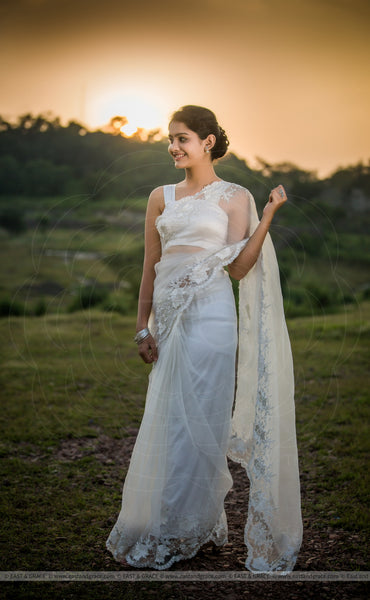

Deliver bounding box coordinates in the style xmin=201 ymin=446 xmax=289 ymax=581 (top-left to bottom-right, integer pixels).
xmin=134 ymin=327 xmax=150 ymax=344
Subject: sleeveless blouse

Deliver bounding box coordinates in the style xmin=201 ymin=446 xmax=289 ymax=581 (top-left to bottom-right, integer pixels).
xmin=156 ymin=180 xmax=248 ymax=253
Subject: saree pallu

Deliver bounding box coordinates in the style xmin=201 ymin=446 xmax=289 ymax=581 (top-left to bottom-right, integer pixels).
xmin=107 ymin=195 xmax=302 ymax=572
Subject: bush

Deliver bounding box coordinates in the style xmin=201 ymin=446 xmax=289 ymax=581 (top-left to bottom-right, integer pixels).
xmin=278 ymin=261 xmax=292 ymax=297
xmin=285 ymin=286 xmax=307 ymax=306
xmin=361 ymin=285 xmax=370 ymax=301
xmin=102 ymin=291 xmax=133 ymax=315
xmin=67 ymin=285 xmax=110 ymax=312
xmin=0 ymin=297 xmax=26 ymax=317
xmin=305 ymin=281 xmax=338 ymax=309
xmin=0 ymin=207 xmax=26 ymax=234
xmin=34 ymin=299 xmax=47 ymax=316
xmin=103 ymin=246 xmax=144 ymax=302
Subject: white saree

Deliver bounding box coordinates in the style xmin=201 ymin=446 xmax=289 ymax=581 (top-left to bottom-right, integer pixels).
xmin=106 ymin=180 xmax=302 ymax=571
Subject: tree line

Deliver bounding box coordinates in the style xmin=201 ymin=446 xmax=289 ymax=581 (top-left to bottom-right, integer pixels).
xmin=0 ymin=113 xmax=369 ymax=318
xmin=0 ymin=113 xmax=368 ymax=207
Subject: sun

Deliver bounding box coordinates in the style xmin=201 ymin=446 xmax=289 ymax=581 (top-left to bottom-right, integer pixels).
xmin=88 ymin=89 xmax=166 ymax=136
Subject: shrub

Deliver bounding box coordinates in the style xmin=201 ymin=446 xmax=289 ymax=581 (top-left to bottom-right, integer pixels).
xmin=102 ymin=291 xmax=133 ymax=315
xmin=0 ymin=297 xmax=26 ymax=317
xmin=67 ymin=285 xmax=110 ymax=312
xmin=0 ymin=207 xmax=26 ymax=234
xmin=362 ymin=285 xmax=370 ymax=301
xmin=305 ymin=282 xmax=338 ymax=309
xmin=34 ymin=299 xmax=47 ymax=316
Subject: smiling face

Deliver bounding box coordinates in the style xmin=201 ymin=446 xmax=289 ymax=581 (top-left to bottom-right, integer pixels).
xmin=168 ymin=121 xmax=211 ymax=168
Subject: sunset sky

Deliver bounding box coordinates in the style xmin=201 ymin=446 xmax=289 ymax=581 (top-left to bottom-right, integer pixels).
xmin=1 ymin=0 xmax=369 ymax=176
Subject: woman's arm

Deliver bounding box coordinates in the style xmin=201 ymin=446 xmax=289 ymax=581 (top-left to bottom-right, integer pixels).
xmin=136 ymin=187 xmax=164 ymax=363
xmin=228 ymin=185 xmax=287 ymax=281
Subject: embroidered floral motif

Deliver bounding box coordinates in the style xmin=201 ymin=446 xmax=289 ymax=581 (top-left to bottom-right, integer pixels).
xmin=153 ymin=240 xmax=247 ymax=344
xmin=156 ymin=181 xmax=244 ymax=249
xmin=109 ymin=510 xmax=228 ymax=570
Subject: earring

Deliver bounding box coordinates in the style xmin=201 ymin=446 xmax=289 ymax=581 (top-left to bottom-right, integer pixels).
xmin=205 ymin=147 xmax=210 ymax=153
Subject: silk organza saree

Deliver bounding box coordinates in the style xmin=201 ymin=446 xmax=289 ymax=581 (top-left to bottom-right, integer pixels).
xmin=106 ymin=181 xmax=302 ymax=571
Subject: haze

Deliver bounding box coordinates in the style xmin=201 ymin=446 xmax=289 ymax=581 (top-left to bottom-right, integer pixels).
xmin=1 ymin=0 xmax=369 ymax=176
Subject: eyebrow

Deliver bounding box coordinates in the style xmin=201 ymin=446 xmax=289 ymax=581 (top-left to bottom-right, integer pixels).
xmin=168 ymin=132 xmax=189 ymax=138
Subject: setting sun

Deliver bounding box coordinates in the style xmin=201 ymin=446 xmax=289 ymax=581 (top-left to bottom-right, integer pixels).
xmin=88 ymin=89 xmax=167 ymax=136
xmin=120 ymin=122 xmax=138 ymax=137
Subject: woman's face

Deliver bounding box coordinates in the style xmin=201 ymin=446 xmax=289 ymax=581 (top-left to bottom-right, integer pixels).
xmin=168 ymin=121 xmax=210 ymax=168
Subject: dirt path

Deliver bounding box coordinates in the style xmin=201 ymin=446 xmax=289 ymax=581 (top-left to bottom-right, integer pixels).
xmin=55 ymin=432 xmax=369 ymax=599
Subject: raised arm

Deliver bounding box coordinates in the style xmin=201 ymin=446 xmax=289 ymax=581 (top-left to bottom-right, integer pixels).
xmin=135 ymin=186 xmax=164 ymax=363
xmin=228 ymin=185 xmax=287 ymax=281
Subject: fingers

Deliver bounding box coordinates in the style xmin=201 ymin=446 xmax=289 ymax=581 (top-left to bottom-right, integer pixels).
xmin=138 ymin=345 xmax=153 ymax=363
xmin=277 ymin=184 xmax=286 ymax=199
xmin=264 ymin=184 xmax=287 ymax=220
xmin=151 ymin=340 xmax=158 ymax=362
xmin=270 ymin=184 xmax=287 ymax=201
xmin=267 ymin=185 xmax=287 ymax=212
xmin=138 ymin=335 xmax=158 ymax=364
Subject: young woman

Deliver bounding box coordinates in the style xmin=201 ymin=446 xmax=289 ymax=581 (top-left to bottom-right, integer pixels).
xmin=106 ymin=105 xmax=302 ymax=572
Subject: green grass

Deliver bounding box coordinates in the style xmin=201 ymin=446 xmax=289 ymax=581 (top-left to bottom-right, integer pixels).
xmin=0 ymin=304 xmax=369 ymax=572
xmin=1 ymin=194 xmax=368 ymax=322
xmin=288 ymin=302 xmax=370 ymax=533
xmin=0 ymin=194 xmax=149 ymax=219
xmin=0 ymin=226 xmax=143 ymax=313
xmin=0 ymin=311 xmax=150 ymax=445
xmin=0 ymin=304 xmax=368 ymax=600
xmin=0 ymin=195 xmax=369 ymax=598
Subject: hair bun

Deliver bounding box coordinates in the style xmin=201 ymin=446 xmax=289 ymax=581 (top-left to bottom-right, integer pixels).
xmin=213 ymin=125 xmax=229 ymax=160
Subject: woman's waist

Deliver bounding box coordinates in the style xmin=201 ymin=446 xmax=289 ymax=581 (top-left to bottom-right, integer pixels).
xmin=156 ymin=248 xmax=227 ymax=279
xmin=154 ymin=255 xmax=231 ymax=301
xmin=162 ymin=243 xmax=222 ymax=256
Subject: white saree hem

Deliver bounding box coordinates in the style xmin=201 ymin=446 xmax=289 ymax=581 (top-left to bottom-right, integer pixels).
xmin=107 ymin=508 xmax=228 ymax=570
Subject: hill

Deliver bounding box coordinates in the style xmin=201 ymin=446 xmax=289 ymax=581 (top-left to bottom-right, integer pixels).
xmin=0 ymin=113 xmax=369 ymax=318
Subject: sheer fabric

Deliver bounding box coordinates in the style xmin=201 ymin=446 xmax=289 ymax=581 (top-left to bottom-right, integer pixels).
xmin=106 ymin=180 xmax=302 ymax=571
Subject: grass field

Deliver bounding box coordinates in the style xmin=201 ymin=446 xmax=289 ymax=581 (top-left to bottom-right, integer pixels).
xmin=0 ymin=204 xmax=145 ymax=314
xmin=1 ymin=301 xmax=369 ymax=574
xmin=0 ymin=195 xmax=369 ymax=598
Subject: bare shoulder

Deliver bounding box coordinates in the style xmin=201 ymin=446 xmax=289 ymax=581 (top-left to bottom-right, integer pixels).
xmin=148 ymin=186 xmax=165 ymax=213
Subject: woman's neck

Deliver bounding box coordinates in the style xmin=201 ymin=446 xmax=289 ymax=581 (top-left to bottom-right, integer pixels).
xmin=182 ymin=166 xmax=220 ymax=190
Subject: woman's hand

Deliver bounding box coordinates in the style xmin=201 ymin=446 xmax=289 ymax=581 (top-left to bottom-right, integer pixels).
xmin=138 ymin=334 xmax=158 ymax=364
xmin=263 ymin=184 xmax=288 ymax=221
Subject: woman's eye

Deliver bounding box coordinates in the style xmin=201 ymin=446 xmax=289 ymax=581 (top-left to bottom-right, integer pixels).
xmin=168 ymin=136 xmax=187 ymax=143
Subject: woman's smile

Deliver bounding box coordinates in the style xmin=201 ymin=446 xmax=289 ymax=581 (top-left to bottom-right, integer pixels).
xmin=172 ymin=152 xmax=186 ymax=162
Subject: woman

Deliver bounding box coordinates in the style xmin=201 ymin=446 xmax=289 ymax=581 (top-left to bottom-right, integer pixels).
xmin=106 ymin=105 xmax=302 ymax=572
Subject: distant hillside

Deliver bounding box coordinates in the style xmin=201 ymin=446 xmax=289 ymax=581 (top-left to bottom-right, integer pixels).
xmin=0 ymin=114 xmax=369 ymax=228
xmin=0 ymin=113 xmax=369 ymax=320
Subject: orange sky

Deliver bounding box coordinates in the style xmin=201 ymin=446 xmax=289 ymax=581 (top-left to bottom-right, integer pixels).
xmin=1 ymin=0 xmax=369 ymax=176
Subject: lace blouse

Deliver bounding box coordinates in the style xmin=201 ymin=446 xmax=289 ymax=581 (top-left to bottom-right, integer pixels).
xmin=156 ymin=180 xmax=251 ymax=253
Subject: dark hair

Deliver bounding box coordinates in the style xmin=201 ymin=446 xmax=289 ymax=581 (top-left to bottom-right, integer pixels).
xmin=169 ymin=105 xmax=229 ymax=160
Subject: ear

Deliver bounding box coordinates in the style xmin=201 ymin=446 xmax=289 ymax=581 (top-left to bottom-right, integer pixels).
xmin=205 ymin=134 xmax=216 ymax=150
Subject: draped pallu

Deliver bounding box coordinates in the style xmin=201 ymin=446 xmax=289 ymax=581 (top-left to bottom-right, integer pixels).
xmin=106 ymin=180 xmax=302 ymax=571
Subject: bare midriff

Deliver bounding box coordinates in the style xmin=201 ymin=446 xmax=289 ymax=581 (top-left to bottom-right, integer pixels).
xmin=163 ymin=245 xmax=205 ymax=254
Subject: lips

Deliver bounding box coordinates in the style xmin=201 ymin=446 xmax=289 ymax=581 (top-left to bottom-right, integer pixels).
xmin=173 ymin=153 xmax=186 ymax=161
